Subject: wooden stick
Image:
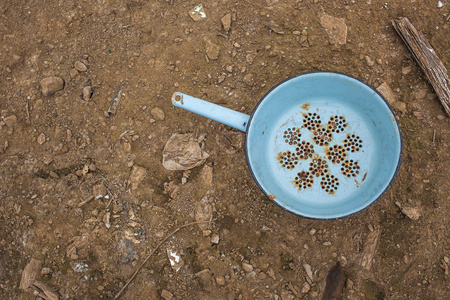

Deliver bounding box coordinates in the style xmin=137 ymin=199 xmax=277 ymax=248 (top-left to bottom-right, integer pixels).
xmin=392 ymin=17 xmax=450 ymax=117
xmin=77 ymin=196 xmax=94 ymax=208
xmin=114 ymin=221 xmax=212 ymax=299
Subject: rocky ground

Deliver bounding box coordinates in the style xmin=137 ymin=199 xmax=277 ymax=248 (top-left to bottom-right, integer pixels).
xmin=0 ymin=0 xmax=449 ymax=299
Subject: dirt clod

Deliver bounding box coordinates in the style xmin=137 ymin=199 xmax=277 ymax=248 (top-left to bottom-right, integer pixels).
xmin=40 ymin=77 xmax=64 ymax=96
xmin=319 ymin=13 xmax=348 ymax=45
xmin=221 ymin=13 xmax=232 ymax=32
xmin=205 ymin=38 xmax=221 ymax=60
xmin=129 ymin=165 xmax=148 ymax=190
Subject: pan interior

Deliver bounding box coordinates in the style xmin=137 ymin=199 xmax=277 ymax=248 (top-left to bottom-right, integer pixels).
xmin=246 ymin=72 xmax=402 ymax=219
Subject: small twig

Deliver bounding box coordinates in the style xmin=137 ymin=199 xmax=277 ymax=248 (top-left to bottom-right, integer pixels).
xmin=114 ymin=221 xmax=213 ymax=299
xmin=25 ymin=99 xmax=30 ymax=124
xmin=217 ymin=32 xmax=227 ymax=38
xmin=77 ymin=196 xmax=94 ymax=208
xmin=105 ymin=186 xmax=116 ymax=208
xmin=100 ymin=175 xmax=117 ymax=208
xmin=432 ymin=129 xmax=436 ymax=146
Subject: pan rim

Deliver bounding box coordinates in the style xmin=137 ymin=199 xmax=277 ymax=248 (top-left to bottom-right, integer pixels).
xmin=244 ymin=70 xmax=403 ymax=219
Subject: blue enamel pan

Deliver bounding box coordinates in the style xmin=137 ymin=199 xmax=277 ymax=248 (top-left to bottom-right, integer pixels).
xmin=171 ymin=71 xmax=402 ymax=219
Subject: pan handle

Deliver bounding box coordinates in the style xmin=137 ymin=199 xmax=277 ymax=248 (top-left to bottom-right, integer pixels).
xmin=171 ymin=92 xmax=250 ymax=132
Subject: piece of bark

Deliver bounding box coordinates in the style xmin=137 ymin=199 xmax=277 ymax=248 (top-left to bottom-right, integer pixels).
xmin=34 ymin=280 xmax=59 ymax=300
xmin=359 ymin=227 xmax=381 ymax=270
xmin=392 ymin=17 xmax=450 ymax=117
xmin=322 ymin=262 xmax=346 ymax=300
xmin=19 ymin=258 xmax=42 ymax=289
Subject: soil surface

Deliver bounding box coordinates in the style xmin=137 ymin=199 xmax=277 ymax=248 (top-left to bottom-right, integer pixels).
xmin=1 ymin=0 xmax=449 ymax=299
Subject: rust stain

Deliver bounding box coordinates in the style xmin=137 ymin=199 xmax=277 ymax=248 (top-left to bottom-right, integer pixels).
xmin=268 ymin=194 xmax=276 ymax=200
xmin=277 ymin=152 xmax=284 ymax=161
xmin=328 ymin=190 xmax=335 ymax=195
xmin=362 ymin=172 xmax=368 ymax=182
xmin=301 ymin=103 xmax=311 ymax=110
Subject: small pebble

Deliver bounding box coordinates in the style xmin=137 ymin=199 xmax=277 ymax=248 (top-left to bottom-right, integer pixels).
xmin=205 ymin=39 xmax=221 ymax=60
xmin=243 ymin=73 xmax=254 ymax=86
xmin=82 ymin=86 xmax=92 ymax=101
xmin=37 ymin=133 xmax=46 ymax=145
xmin=41 ymin=267 xmax=52 ymax=276
xmin=69 ymin=68 xmax=79 ymax=78
xmin=74 ymin=61 xmax=88 ymax=72
xmin=151 ymin=107 xmax=165 ymax=120
xmin=301 ymin=282 xmax=310 ymax=293
xmin=161 ymin=289 xmax=173 ymax=300
xmin=216 ymin=276 xmax=225 ymax=286
xmin=365 ymin=56 xmax=375 ymax=66
xmin=3 ymin=115 xmax=17 ymax=127
xmin=242 ymin=263 xmax=254 ymax=273
xmin=210 ymin=234 xmax=220 ymax=244
xmin=40 ymin=77 xmax=64 ymax=96
xmin=13 ymin=54 xmax=23 ymax=62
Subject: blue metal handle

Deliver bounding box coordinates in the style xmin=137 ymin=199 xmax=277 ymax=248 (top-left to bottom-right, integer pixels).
xmin=171 ymin=92 xmax=250 ymax=132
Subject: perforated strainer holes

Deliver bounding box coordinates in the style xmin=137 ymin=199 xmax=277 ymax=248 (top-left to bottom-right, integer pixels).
xmin=326 ymin=145 xmax=347 ymax=164
xmin=278 ymin=151 xmax=299 ymax=170
xmin=327 ymin=115 xmax=348 ymax=134
xmin=312 ymin=127 xmax=332 ymax=146
xmin=278 ymin=112 xmax=363 ymax=196
xmin=341 ymin=159 xmax=360 ymax=177
xmin=293 ymin=171 xmax=314 ymax=190
xmin=295 ymin=140 xmax=315 ymax=160
xmin=283 ymin=127 xmax=302 ymax=146
xmin=320 ymin=174 xmax=339 ymax=194
xmin=303 ymin=112 xmax=322 ymax=131
xmin=309 ymin=157 xmax=329 ymax=177
xmin=343 ymin=134 xmax=363 ymax=153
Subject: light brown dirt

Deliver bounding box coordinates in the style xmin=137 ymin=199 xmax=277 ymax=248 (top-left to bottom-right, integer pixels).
xmin=0 ymin=0 xmax=449 ymax=299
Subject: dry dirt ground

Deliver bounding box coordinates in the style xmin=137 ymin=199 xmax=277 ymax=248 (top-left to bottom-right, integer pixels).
xmin=1 ymin=0 xmax=449 ymax=299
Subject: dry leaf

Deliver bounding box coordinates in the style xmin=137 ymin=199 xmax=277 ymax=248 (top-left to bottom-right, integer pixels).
xmin=322 ymin=262 xmax=345 ymax=300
